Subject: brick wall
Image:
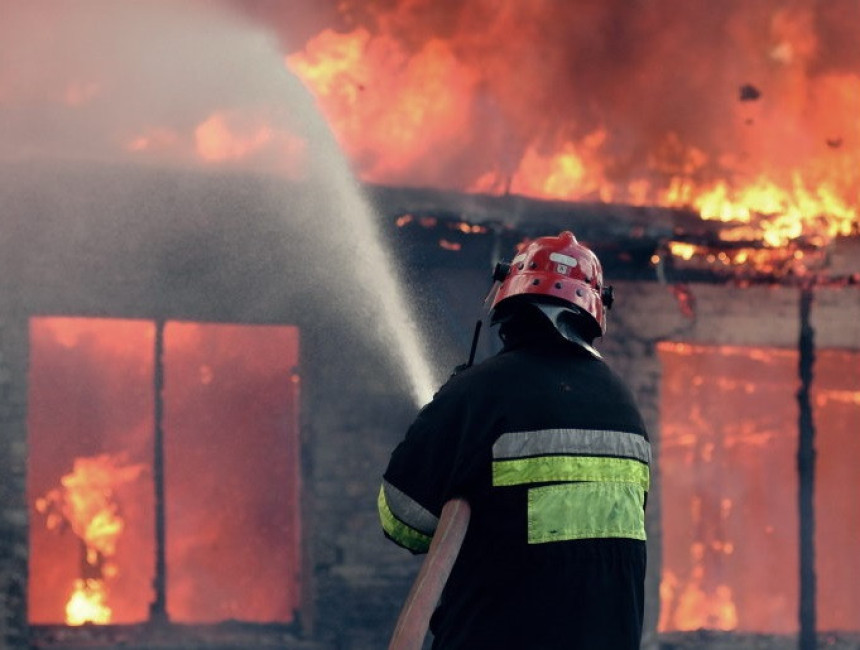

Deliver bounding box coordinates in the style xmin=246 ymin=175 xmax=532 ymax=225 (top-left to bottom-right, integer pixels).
xmin=0 ymin=317 xmax=30 ymax=650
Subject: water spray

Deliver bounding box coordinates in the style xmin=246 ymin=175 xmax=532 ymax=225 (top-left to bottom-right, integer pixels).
xmin=298 ymin=110 xmax=439 ymax=408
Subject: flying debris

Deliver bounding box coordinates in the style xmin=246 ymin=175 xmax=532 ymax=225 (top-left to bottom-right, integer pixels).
xmin=739 ymin=84 xmax=761 ymax=101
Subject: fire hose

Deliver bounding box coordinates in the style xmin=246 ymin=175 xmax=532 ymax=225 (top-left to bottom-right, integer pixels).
xmin=388 ymin=498 xmax=471 ymax=650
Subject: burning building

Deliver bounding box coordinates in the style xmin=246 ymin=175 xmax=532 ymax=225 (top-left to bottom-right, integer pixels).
xmin=0 ymin=1 xmax=858 ymax=649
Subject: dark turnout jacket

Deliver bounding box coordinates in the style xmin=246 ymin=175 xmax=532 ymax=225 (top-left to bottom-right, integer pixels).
xmin=379 ymin=334 xmax=650 ymax=650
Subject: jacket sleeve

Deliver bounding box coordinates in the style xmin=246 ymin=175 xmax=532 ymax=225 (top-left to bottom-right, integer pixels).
xmin=378 ymin=377 xmax=478 ymax=554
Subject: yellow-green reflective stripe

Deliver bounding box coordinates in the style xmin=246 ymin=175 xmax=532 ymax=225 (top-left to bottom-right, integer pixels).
xmin=492 ymin=455 xmax=650 ymax=491
xmin=377 ymin=486 xmax=431 ymax=553
xmin=528 ymin=482 xmax=646 ymax=543
xmin=381 ymin=479 xmax=438 ymax=534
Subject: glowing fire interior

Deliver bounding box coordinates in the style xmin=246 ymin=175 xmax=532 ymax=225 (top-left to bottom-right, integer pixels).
xmin=27 ymin=317 xmax=301 ymax=625
xmin=658 ymin=342 xmax=860 ymax=633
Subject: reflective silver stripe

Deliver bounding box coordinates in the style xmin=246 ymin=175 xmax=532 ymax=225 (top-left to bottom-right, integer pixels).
xmin=492 ymin=428 xmax=651 ymax=464
xmin=381 ymin=479 xmax=439 ymax=535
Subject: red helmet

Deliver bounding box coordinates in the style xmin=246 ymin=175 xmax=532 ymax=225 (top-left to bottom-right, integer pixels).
xmin=490 ymin=231 xmax=613 ymax=337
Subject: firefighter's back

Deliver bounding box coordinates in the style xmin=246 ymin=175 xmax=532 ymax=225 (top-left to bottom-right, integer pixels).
xmin=429 ymin=339 xmax=649 ymax=650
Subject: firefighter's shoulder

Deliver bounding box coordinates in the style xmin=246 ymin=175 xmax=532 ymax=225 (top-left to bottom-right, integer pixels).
xmin=424 ymin=352 xmax=510 ymax=405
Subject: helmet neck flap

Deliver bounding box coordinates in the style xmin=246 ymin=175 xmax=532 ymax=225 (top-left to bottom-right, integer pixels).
xmin=492 ymin=298 xmax=602 ymax=358
xmin=488 ymin=231 xmax=612 ymax=357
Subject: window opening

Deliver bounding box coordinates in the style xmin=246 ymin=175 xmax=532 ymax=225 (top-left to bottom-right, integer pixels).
xmin=657 ymin=342 xmax=859 ymax=634
xmin=28 ymin=317 xmax=301 ymax=626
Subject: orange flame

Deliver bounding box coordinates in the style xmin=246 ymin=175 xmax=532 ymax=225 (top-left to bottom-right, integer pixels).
xmin=660 ymin=557 xmax=739 ymax=631
xmin=194 ymin=112 xmax=273 ymax=163
xmin=35 ymin=453 xmax=145 ymax=625
xmin=65 ymin=579 xmax=111 ymax=626
xmin=285 ymin=3 xmax=859 ymax=261
xmin=124 ymin=110 xmax=309 ymax=179
xmin=287 ymin=27 xmax=476 ymax=186
xmin=680 ymin=174 xmax=857 ymax=248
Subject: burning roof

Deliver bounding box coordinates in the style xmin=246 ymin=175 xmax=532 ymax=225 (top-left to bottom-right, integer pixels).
xmin=1 ymin=0 xmax=858 ymax=283
xmin=280 ymin=1 xmax=858 ymax=236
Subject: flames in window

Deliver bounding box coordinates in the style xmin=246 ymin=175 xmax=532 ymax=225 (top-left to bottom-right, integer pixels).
xmin=658 ymin=342 xmax=860 ymax=633
xmin=28 ymin=317 xmax=301 ymax=626
xmin=35 ymin=454 xmax=146 ymax=625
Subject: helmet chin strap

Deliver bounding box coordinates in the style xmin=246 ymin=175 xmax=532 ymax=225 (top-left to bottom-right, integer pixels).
xmin=532 ymin=304 xmax=603 ymax=359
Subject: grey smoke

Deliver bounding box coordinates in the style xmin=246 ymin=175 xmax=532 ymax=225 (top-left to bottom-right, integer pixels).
xmin=1 ymin=0 xmax=439 ymax=405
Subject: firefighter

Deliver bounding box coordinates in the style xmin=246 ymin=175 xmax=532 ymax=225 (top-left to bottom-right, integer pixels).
xmin=379 ymin=231 xmax=650 ymax=650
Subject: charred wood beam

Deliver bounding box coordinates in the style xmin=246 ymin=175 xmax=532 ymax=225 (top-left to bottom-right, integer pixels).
xmin=150 ymin=318 xmax=169 ymax=624
xmin=797 ymin=287 xmax=816 ymax=650
xmin=372 ymin=186 xmax=860 ymax=287
xmin=368 ymin=183 xmax=681 ymax=242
